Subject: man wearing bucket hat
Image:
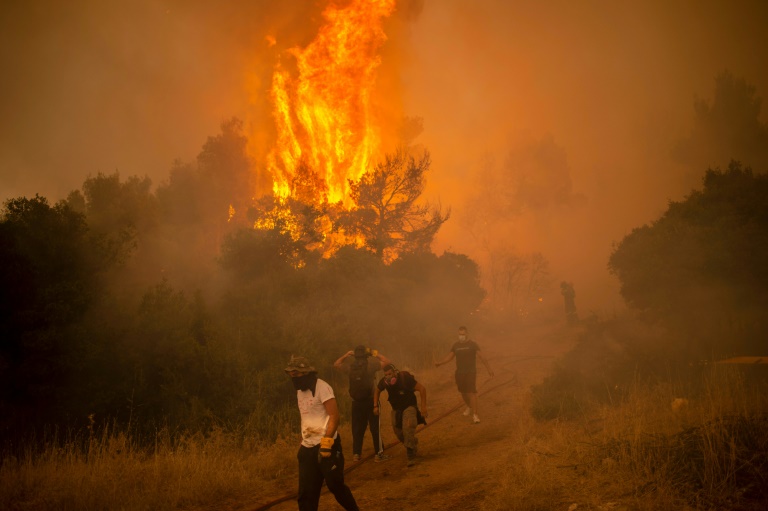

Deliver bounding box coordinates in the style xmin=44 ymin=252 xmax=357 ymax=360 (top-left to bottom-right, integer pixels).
xmin=285 ymin=355 xmax=359 ymax=511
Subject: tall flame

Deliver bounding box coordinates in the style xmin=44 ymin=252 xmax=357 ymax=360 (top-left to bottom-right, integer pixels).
xmin=267 ymin=0 xmax=396 ymax=206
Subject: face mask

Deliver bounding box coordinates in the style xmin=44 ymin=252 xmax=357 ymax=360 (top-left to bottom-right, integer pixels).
xmin=292 ymin=373 xmax=318 ymax=394
xmin=458 ymin=335 xmax=467 ymax=342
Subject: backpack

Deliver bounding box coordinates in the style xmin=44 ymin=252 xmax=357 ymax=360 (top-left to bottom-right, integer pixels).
xmin=348 ymin=358 xmax=373 ymax=401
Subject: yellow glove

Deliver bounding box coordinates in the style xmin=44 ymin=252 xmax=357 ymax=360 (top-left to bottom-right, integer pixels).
xmin=371 ymin=349 xmax=378 ymax=357
xmin=319 ymin=436 xmax=334 ymax=458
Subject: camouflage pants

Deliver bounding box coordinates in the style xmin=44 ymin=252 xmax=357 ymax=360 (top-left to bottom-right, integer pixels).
xmin=390 ymin=406 xmax=418 ymax=451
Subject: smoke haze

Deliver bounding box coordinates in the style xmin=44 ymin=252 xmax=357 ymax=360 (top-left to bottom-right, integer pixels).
xmin=1 ymin=0 xmax=767 ymax=312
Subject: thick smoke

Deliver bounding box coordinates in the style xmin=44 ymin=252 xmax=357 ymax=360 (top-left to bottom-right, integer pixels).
xmin=1 ymin=0 xmax=767 ymax=313
xmin=401 ymin=0 xmax=768 ymax=311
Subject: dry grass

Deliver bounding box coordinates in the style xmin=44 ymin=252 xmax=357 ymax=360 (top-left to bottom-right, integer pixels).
xmin=3 ymin=364 xmax=766 ymax=511
xmin=483 ymin=365 xmax=768 ymax=511
xmin=0 ymin=425 xmax=299 ymax=511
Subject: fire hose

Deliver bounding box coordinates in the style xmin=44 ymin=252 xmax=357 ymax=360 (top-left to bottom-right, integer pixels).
xmin=249 ymin=355 xmax=550 ymax=511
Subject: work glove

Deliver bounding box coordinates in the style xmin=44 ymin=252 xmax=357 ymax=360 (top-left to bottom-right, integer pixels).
xmin=319 ymin=436 xmax=334 ymax=458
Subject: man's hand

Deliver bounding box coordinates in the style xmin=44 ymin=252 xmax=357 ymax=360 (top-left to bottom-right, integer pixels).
xmin=319 ymin=436 xmax=334 ymax=458
xmin=373 ymin=404 xmax=380 ymax=416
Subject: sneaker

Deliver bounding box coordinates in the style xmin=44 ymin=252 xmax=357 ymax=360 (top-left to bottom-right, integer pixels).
xmin=462 ymin=407 xmax=471 ymax=416
xmin=352 ymin=454 xmax=361 ymax=462
xmin=473 ymin=414 xmax=480 ymax=424
xmin=406 ymin=447 xmax=416 ymax=466
xmin=373 ymin=453 xmax=390 ymax=463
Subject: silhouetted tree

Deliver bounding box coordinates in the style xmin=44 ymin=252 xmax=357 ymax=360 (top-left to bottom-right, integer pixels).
xmin=157 ymin=117 xmax=253 ymax=235
xmin=77 ymin=172 xmax=157 ymax=236
xmin=339 ymin=149 xmax=449 ymax=261
xmin=0 ymin=196 xmax=120 ymax=434
xmin=608 ymin=161 xmax=768 ymax=355
xmin=388 ymin=250 xmax=485 ymax=329
xmin=150 ymin=118 xmax=255 ymax=289
xmin=674 ymin=71 xmax=768 ymax=176
xmin=64 ymin=172 xmax=157 ymax=268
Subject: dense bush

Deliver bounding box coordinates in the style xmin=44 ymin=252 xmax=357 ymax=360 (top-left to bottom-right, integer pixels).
xmin=530 ymin=318 xmax=696 ymax=421
xmin=609 ymin=162 xmax=768 ymax=357
xmin=0 ymin=121 xmax=485 ymax=448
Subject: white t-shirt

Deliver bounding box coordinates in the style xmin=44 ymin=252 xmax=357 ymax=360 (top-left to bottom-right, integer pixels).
xmin=296 ymin=378 xmax=337 ymax=447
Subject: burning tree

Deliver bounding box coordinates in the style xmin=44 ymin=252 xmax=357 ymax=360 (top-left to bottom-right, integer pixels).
xmin=252 ymin=148 xmax=448 ymax=263
xmin=339 ymin=149 xmax=449 ymax=261
xmin=249 ymin=0 xmax=447 ymax=262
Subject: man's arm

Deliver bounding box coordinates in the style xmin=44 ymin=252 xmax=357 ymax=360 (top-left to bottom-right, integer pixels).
xmin=374 ymin=351 xmax=392 ymax=367
xmin=434 ymin=351 xmax=455 ymax=367
xmin=323 ymin=397 xmax=340 ymax=437
xmin=477 ymin=348 xmax=494 ymax=377
xmin=414 ymin=382 xmax=428 ymax=418
xmin=333 ymin=351 xmax=354 ymax=370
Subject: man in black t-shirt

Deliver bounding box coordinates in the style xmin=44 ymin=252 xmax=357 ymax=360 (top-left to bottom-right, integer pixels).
xmin=373 ymin=364 xmax=428 ymax=466
xmin=435 ymin=326 xmax=494 ymax=423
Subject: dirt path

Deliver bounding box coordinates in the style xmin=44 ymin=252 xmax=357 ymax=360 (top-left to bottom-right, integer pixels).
xmin=249 ymin=320 xmax=579 ymax=511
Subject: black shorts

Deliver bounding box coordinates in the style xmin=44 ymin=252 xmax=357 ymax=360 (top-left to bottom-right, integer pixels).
xmin=455 ymin=372 xmax=477 ymax=393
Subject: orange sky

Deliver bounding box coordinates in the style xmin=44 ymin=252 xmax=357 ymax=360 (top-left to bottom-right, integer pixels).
xmin=1 ymin=0 xmax=767 ymax=312
xmin=401 ymin=0 xmax=768 ymax=311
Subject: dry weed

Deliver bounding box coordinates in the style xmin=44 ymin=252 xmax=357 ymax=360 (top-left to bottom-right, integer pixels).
xmin=0 ymin=426 xmax=298 ymax=511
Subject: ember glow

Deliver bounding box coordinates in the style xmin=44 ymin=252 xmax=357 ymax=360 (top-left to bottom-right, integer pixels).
xmin=266 ymin=0 xmax=396 ymax=207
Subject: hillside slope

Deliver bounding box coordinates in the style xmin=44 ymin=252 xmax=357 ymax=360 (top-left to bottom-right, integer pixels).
xmin=247 ymin=320 xmax=579 ymax=511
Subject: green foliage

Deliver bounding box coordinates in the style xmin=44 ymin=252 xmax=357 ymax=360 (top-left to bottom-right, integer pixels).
xmin=608 ymin=161 xmax=768 ymax=355
xmin=0 ymin=196 xmax=122 ymax=434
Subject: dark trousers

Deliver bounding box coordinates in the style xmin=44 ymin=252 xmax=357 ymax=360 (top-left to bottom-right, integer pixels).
xmin=297 ymin=434 xmax=358 ymax=511
xmin=351 ymin=398 xmax=383 ymax=455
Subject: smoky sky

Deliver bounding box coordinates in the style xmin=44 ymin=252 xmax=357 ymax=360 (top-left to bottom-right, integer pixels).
xmin=1 ymin=0 xmax=767 ymax=311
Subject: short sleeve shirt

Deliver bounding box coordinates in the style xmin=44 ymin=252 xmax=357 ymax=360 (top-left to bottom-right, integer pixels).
xmin=451 ymin=340 xmax=480 ymax=374
xmin=296 ymin=378 xmax=336 ymax=447
xmin=377 ymin=371 xmax=418 ymax=411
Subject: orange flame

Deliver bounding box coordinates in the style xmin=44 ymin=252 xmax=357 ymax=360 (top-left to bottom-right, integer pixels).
xmin=267 ymin=0 xmax=396 ymax=207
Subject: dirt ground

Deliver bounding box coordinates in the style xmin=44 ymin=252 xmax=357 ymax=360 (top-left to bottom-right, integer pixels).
xmin=247 ymin=320 xmax=579 ymax=511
